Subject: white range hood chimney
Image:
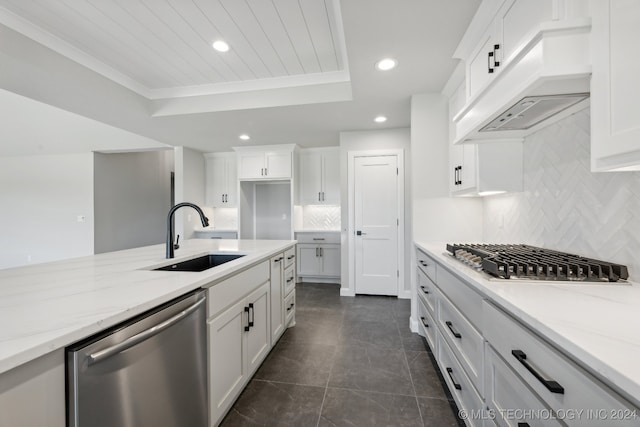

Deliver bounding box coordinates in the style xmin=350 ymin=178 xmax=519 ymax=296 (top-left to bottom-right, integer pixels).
xmin=452 ymin=20 xmax=592 ymax=144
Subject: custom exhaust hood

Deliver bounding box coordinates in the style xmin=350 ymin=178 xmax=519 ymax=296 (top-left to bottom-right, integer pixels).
xmin=479 ymin=93 xmax=589 ymax=132
xmin=452 ymin=21 xmax=592 ymax=144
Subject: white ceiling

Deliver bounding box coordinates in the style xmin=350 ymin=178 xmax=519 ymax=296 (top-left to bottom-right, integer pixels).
xmin=0 ymin=0 xmax=480 ymax=155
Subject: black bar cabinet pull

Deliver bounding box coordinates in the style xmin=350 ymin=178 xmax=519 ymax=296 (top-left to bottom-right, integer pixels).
xmin=420 ymin=317 xmax=429 ymax=328
xmin=445 ymin=321 xmax=462 ymax=339
xmin=244 ymin=306 xmax=250 ymax=331
xmin=446 ymin=367 xmax=462 ymax=390
xmin=493 ymin=44 xmax=501 ymax=66
xmin=287 ymin=255 xmax=295 ymax=260
xmin=420 ymin=285 xmax=429 ymax=294
xmin=248 ymin=303 xmax=254 ymax=327
xmin=511 ymin=350 xmax=564 ymax=394
xmin=488 ymin=51 xmax=494 ymax=73
xmin=287 ymin=303 xmax=295 ymax=311
xmin=286 ymin=277 xmax=294 ymax=283
xmin=319 ymin=192 xmax=321 ymax=201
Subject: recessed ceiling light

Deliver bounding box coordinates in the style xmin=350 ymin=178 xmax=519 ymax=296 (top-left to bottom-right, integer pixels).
xmin=239 ymin=134 xmax=250 ymax=141
xmin=375 ymin=58 xmax=397 ymax=71
xmin=374 ymin=116 xmax=387 ymax=123
xmin=212 ymin=40 xmax=230 ymax=52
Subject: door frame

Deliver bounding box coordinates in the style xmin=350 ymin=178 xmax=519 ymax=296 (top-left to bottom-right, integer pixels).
xmin=346 ymin=149 xmax=405 ymax=297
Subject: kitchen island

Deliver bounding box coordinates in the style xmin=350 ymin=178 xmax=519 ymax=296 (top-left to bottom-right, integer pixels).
xmin=0 ymin=238 xmax=295 ymax=427
xmin=415 ymin=241 xmax=640 ymax=426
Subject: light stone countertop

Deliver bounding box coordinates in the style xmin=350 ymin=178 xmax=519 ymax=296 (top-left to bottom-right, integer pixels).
xmin=0 ymin=239 xmax=295 ymax=375
xmin=415 ymin=241 xmax=640 ymax=408
xmin=294 ymin=230 xmax=340 ymax=233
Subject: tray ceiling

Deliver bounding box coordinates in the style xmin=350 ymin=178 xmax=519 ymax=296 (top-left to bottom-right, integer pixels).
xmin=0 ymin=0 xmax=349 ymax=103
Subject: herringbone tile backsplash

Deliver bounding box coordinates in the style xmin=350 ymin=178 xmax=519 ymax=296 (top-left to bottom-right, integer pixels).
xmin=483 ymin=109 xmax=640 ymax=280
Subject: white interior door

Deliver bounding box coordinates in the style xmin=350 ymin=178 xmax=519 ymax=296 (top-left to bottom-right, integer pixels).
xmin=354 ymin=155 xmax=398 ymax=295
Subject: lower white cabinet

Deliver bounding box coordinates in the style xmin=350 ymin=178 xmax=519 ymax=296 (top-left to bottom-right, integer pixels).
xmin=208 ymin=281 xmax=270 ymax=425
xmin=484 ymin=302 xmax=639 ymax=427
xmin=269 ymin=253 xmax=285 ymax=343
xmin=485 ymin=344 xmax=562 ymax=427
xmin=437 ymin=331 xmax=485 ymax=427
xmin=295 ymin=232 xmax=340 ymax=282
xmin=297 ymin=244 xmax=340 ymax=279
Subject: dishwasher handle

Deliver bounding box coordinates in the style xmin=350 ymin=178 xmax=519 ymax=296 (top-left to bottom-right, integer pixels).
xmin=88 ymin=296 xmax=206 ymax=365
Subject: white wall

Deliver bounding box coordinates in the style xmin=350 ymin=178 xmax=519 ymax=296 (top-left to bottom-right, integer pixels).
xmin=339 ymin=128 xmax=412 ymax=297
xmin=484 ymin=108 xmax=640 ymax=279
xmin=174 ymin=147 xmax=206 ymax=240
xmin=0 ymin=153 xmax=94 ymax=269
xmin=410 ymin=93 xmax=483 ymax=243
xmin=94 ymin=150 xmax=174 ymax=254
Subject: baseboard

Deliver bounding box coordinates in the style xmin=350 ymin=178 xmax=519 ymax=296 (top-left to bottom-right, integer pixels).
xmin=297 ymin=277 xmax=341 ymax=285
xmin=410 ymin=316 xmax=420 ymax=334
xmin=398 ymin=289 xmax=412 ymax=299
xmin=340 ymin=287 xmax=355 ymax=297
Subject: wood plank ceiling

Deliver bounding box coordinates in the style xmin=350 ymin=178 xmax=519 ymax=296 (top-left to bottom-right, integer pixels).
xmin=0 ymin=0 xmax=345 ymax=92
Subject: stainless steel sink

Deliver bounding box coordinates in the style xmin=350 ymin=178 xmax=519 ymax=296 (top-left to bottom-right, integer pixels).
xmin=154 ymin=254 xmax=245 ymax=272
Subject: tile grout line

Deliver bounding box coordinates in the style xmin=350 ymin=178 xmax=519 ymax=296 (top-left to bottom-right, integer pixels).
xmin=316 ymin=320 xmax=343 ymax=427
xmin=399 ymin=320 xmax=427 ymax=427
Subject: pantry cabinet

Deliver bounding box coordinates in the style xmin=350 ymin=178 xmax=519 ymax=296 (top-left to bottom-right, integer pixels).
xmin=591 ymin=0 xmax=640 ymax=171
xmin=205 ymin=152 xmax=237 ymax=207
xmin=298 ymin=147 xmax=340 ymax=205
xmin=235 ymin=145 xmax=295 ymax=180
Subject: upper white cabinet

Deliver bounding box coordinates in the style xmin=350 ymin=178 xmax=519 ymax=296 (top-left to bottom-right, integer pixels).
xmin=450 ymin=141 xmax=524 ymax=197
xmin=467 ymin=0 xmax=555 ymax=100
xmin=298 ymin=147 xmax=340 ymax=205
xmin=446 ymin=71 xmax=524 ymax=197
xmin=205 ymin=152 xmax=237 ymax=207
xmin=234 ymin=145 xmax=296 ymax=180
xmin=591 ymin=0 xmax=640 ymax=171
xmin=451 ymin=0 xmax=591 ymax=143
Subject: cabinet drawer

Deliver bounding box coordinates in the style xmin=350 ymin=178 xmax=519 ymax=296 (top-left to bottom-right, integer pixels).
xmin=416 ymin=249 xmax=436 ymax=283
xmin=284 ymin=290 xmax=295 ymax=326
xmin=295 ymin=232 xmax=340 ymax=244
xmin=416 ymin=268 xmax=436 ymax=316
xmin=485 ymin=344 xmax=561 ymax=427
xmin=207 ymin=261 xmax=270 ymax=318
xmin=417 ymin=296 xmax=436 ymax=352
xmin=484 ymin=302 xmax=639 ymax=426
xmin=284 ymin=246 xmax=296 ymax=268
xmin=284 ymin=265 xmax=295 ymax=296
xmin=437 ymin=331 xmax=484 ymax=427
xmin=437 ymin=266 xmax=483 ymax=331
xmin=437 ymin=288 xmax=484 ymax=396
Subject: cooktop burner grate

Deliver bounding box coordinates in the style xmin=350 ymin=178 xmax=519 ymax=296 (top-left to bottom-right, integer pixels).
xmin=446 ymin=243 xmax=629 ymax=282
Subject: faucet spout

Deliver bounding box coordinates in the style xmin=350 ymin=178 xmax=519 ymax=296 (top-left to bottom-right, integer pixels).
xmin=166 ymin=202 xmax=209 ymax=258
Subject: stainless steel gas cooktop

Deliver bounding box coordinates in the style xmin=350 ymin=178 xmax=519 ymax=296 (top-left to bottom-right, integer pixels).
xmin=446 ymin=243 xmax=629 ymax=283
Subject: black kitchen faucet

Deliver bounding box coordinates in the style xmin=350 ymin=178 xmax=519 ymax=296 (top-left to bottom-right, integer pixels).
xmin=166 ymin=202 xmax=209 ymax=258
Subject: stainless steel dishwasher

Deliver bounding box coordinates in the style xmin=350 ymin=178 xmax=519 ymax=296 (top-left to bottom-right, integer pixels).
xmin=67 ymin=289 xmax=207 ymax=427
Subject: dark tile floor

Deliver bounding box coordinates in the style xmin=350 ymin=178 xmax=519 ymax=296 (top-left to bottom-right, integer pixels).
xmin=221 ymin=283 xmax=464 ymax=427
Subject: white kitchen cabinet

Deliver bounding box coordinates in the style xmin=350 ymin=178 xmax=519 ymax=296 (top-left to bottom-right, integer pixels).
xmin=205 ymin=152 xmax=237 ymax=207
xmin=0 ymin=350 xmax=65 ymax=427
xmin=208 ymin=281 xmax=270 ymax=425
xmin=484 ymin=301 xmax=639 ymax=426
xmin=295 ymin=232 xmax=340 ymax=282
xmin=450 ymin=141 xmax=523 ymax=196
xmin=485 ymin=345 xmax=562 ymax=427
xmin=591 ymin=0 xmax=640 ymax=171
xmin=234 ymin=145 xmax=295 ymax=180
xmin=269 ymin=253 xmax=285 ymax=343
xmin=465 ymin=0 xmax=555 ymax=101
xmin=299 ymin=147 xmax=340 ymax=205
